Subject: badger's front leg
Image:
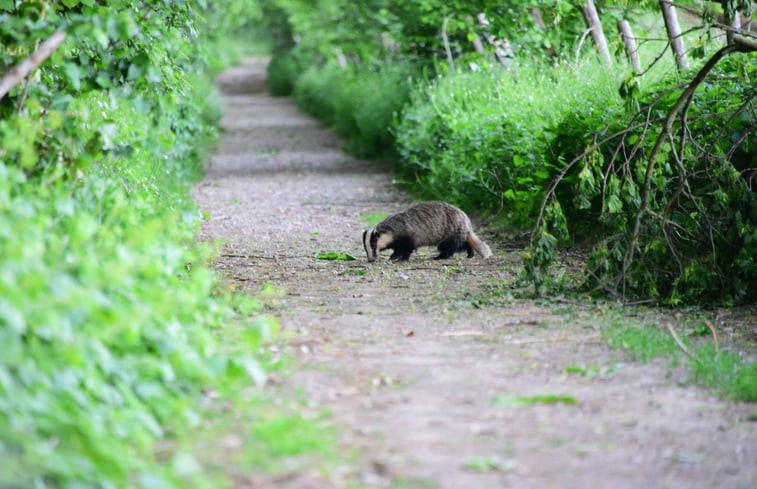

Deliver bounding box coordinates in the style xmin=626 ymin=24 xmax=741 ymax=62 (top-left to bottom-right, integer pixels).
xmin=435 ymin=237 xmax=462 ymax=259
xmin=389 ymin=236 xmax=415 ymax=261
xmin=389 ymin=249 xmax=414 ymax=261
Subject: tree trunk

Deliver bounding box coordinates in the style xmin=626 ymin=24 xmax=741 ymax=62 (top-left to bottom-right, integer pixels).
xmin=531 ymin=8 xmax=557 ymax=57
xmin=581 ymin=0 xmax=612 ymax=64
xmin=476 ymin=13 xmax=512 ymax=66
xmin=530 ymin=8 xmax=547 ymax=30
xmin=659 ymin=0 xmax=690 ymax=70
xmin=467 ymin=16 xmax=485 ymax=54
xmin=618 ymin=20 xmax=642 ymax=74
xmin=726 ymin=9 xmax=741 ymax=45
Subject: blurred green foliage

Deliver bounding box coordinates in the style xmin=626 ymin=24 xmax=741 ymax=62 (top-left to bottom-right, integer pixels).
xmin=294 ymin=61 xmax=412 ymax=157
xmin=0 ymin=1 xmax=315 ymax=488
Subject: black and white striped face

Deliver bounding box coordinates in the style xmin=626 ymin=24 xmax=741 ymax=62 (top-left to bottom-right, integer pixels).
xmin=362 ymin=228 xmax=394 ymax=262
xmin=363 ymin=228 xmax=379 ymax=262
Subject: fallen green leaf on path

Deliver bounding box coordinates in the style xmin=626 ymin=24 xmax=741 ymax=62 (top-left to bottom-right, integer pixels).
xmin=493 ymin=394 xmax=578 ymax=406
xmin=338 ymin=269 xmax=366 ymax=276
xmin=565 ymin=365 xmax=596 ymax=376
xmin=565 ymin=363 xmax=624 ymax=378
xmin=316 ymin=251 xmax=357 ymax=261
xmin=463 ymin=457 xmax=518 ymax=472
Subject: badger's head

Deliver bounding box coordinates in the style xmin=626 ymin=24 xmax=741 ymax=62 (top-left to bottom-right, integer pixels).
xmin=362 ymin=228 xmax=379 ymax=262
xmin=362 ymin=228 xmax=393 ymax=262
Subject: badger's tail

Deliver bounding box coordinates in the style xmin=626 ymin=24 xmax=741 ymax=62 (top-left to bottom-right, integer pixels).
xmin=467 ymin=232 xmax=492 ymax=259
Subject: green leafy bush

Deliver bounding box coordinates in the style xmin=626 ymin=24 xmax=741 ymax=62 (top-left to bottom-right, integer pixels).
xmin=0 ymin=162 xmax=268 ymax=488
xmin=531 ymin=53 xmax=757 ymax=305
xmin=0 ymin=1 xmax=282 ymax=487
xmin=294 ymin=62 xmax=411 ymax=157
xmin=395 ymin=60 xmax=619 ymax=223
xmin=265 ymin=0 xmax=590 ymax=72
xmin=268 ymin=50 xmax=304 ymax=96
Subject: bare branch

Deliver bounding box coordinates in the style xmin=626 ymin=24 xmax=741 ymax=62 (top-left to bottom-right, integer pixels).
xmin=0 ymin=31 xmax=66 ymax=101
xmin=665 ymin=322 xmax=697 ymax=360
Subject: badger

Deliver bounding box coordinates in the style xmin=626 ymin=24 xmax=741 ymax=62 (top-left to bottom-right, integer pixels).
xmin=362 ymin=201 xmax=492 ymax=262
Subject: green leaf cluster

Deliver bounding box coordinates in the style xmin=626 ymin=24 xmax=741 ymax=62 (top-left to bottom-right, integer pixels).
xmin=395 ymin=60 xmax=619 ymax=224
xmin=493 ymin=394 xmax=578 ymax=406
xmin=316 ymin=251 xmax=357 ymax=261
xmin=542 ymin=54 xmax=757 ymax=305
xmin=0 ymin=1 xmax=279 ymax=488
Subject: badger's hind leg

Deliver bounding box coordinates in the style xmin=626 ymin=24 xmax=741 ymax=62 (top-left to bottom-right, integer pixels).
xmin=435 ymin=237 xmax=465 ymax=260
xmin=389 ymin=235 xmax=416 ymax=261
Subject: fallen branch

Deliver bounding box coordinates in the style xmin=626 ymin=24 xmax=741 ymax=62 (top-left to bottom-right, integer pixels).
xmin=0 ymin=31 xmax=66 ymax=100
xmin=219 ymin=253 xmax=313 ymax=260
xmin=703 ymin=319 xmax=719 ymax=353
xmin=620 ymin=43 xmax=738 ymax=296
xmin=664 ymin=321 xmax=696 ymax=361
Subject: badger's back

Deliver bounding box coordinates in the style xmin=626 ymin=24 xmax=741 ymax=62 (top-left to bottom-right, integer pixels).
xmin=377 ymin=201 xmax=470 ymax=246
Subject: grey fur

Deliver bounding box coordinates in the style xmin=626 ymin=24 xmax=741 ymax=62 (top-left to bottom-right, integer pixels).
xmin=363 ymin=201 xmax=492 ymax=262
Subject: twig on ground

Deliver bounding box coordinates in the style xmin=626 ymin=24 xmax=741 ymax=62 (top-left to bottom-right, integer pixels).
xmin=220 ymin=253 xmax=313 ymax=260
xmin=664 ymin=321 xmax=697 ymax=361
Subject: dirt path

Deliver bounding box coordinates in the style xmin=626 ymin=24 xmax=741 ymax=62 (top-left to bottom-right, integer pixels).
xmin=194 ymin=57 xmax=756 ymax=489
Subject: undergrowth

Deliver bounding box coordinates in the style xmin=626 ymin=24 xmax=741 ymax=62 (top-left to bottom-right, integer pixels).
xmin=294 ymin=62 xmax=412 ymax=158
xmin=395 ymin=59 xmax=620 ymax=225
xmin=606 ymin=319 xmax=757 ymax=402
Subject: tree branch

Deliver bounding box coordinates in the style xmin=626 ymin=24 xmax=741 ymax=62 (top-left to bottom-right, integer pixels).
xmin=619 ymin=43 xmax=739 ymax=295
xmin=0 ymin=31 xmax=66 ymax=101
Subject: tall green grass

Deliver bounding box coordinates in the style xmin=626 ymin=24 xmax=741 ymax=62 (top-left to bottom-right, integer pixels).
xmin=395 ymin=59 xmax=621 ymax=225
